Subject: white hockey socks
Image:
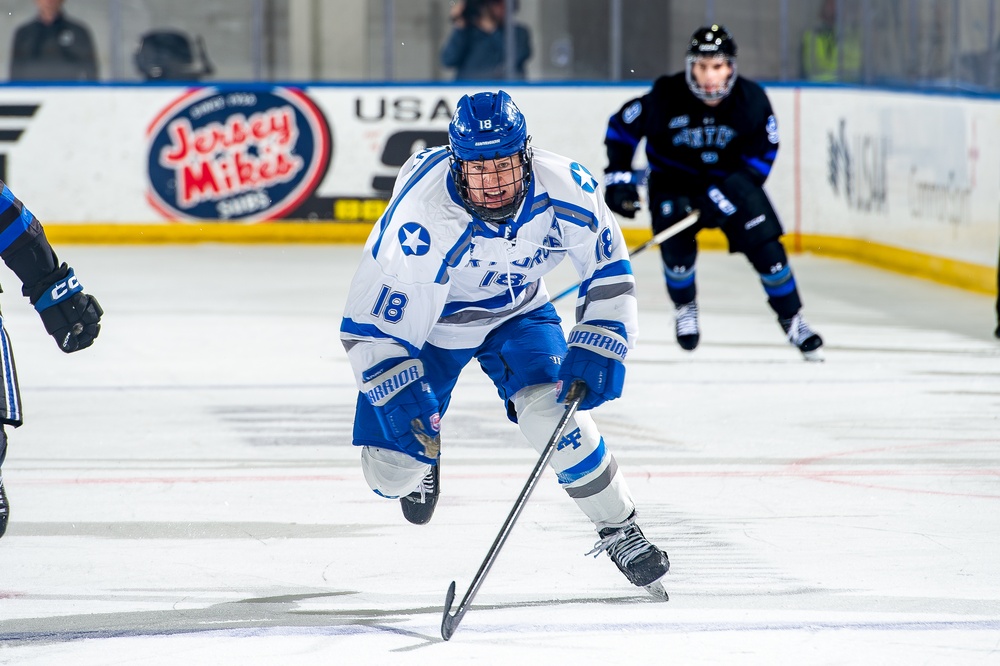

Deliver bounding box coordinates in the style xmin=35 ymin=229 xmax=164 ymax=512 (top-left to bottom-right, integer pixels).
xmin=512 ymin=383 xmax=634 ymax=526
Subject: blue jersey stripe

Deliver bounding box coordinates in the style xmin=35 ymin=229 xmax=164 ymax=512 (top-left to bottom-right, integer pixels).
xmin=647 ymin=152 xmax=700 ymax=175
xmin=440 ymin=281 xmax=533 ymax=317
xmin=0 ymin=186 xmax=34 ymax=254
xmin=339 ymin=318 xmax=421 ymax=357
xmin=550 ymin=198 xmax=598 ymax=232
xmin=436 ymin=226 xmax=476 ymax=285
xmin=606 ymin=117 xmax=641 ymax=149
xmin=744 ymin=155 xmax=774 ymax=178
xmin=577 ymin=258 xmax=633 ymax=297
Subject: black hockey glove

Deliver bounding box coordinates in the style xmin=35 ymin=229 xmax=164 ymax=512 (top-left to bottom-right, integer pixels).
xmin=603 ymin=171 xmax=641 ymax=218
xmin=27 ymin=263 xmax=103 ymax=353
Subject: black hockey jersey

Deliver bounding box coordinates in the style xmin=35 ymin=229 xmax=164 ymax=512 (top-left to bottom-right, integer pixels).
xmin=605 ymin=72 xmax=779 ymax=194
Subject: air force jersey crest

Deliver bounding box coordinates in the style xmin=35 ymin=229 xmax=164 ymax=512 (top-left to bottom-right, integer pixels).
xmin=399 ymin=222 xmax=431 ymax=256
xmin=340 ymin=146 xmax=638 ymax=372
xmin=570 ymin=162 xmax=598 ymax=193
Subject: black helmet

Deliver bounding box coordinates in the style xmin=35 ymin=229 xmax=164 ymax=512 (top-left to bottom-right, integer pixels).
xmin=685 ymin=25 xmax=738 ymax=102
xmin=687 ymin=24 xmax=738 ymax=59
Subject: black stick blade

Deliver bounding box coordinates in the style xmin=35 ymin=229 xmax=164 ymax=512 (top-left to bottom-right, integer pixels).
xmin=440 ymin=580 xmax=458 ymax=641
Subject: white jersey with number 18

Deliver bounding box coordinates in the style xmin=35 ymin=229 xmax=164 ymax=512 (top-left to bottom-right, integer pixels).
xmin=340 ymin=145 xmax=638 ymax=387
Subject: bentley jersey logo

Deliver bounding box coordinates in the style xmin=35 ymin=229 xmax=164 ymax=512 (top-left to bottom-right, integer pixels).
xmin=399 ymin=222 xmax=431 ymax=256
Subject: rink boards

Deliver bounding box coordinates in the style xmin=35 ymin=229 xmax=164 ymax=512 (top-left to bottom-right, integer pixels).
xmin=0 ymin=83 xmax=996 ymax=291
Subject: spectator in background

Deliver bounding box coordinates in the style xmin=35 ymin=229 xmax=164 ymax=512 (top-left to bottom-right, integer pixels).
xmin=9 ymin=0 xmax=98 ymax=81
xmin=801 ymin=0 xmax=861 ymax=82
xmin=441 ymin=0 xmax=531 ymax=81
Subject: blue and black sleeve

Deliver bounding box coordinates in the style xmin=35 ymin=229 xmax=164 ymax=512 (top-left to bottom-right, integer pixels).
xmin=0 ymin=181 xmax=60 ymax=296
xmin=605 ymin=95 xmax=647 ymax=173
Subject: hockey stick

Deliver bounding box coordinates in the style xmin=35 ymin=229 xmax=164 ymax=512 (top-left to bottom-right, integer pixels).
xmin=550 ymin=209 xmax=701 ymax=303
xmin=440 ymin=380 xmax=587 ymax=641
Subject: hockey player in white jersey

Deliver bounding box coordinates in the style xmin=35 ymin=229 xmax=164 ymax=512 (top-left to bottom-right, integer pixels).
xmin=340 ymin=90 xmax=669 ymax=594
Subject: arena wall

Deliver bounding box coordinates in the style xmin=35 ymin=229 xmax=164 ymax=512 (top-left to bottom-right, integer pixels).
xmin=0 ymin=83 xmax=995 ymax=294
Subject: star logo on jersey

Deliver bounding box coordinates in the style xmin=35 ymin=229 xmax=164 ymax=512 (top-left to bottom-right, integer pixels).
xmin=570 ymin=162 xmax=598 ymax=193
xmin=398 ymin=222 xmax=431 ymax=256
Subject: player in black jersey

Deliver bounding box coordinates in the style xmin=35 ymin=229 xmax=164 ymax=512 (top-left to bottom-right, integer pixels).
xmin=603 ymin=24 xmax=824 ymax=361
xmin=0 ymin=180 xmax=103 ymax=538
xmin=993 ymin=237 xmax=1000 ymax=338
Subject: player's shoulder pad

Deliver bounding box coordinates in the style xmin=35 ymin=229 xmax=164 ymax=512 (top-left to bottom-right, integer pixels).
xmin=374 ymin=163 xmax=471 ymax=278
xmin=394 ymin=145 xmax=451 ymax=189
xmin=647 ymin=73 xmax=687 ymax=107
xmin=655 ymin=72 xmax=686 ymax=93
xmin=734 ymin=76 xmax=769 ymax=102
xmin=532 ymin=148 xmax=603 ymax=207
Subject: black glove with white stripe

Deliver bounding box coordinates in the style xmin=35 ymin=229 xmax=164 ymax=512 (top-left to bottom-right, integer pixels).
xmin=27 ymin=263 xmax=103 ymax=353
xmin=604 ymin=171 xmax=641 ymax=218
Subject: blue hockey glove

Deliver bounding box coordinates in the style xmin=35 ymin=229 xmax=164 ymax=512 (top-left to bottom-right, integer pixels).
xmin=557 ymin=321 xmax=628 ymax=411
xmin=27 ymin=263 xmax=103 ymax=353
xmin=363 ymin=358 xmax=441 ymax=464
xmin=604 ymin=171 xmax=640 ymax=218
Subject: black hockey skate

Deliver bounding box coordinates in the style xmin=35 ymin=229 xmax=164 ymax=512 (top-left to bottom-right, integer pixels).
xmin=400 ymin=463 xmax=439 ymax=525
xmin=0 ymin=476 xmax=8 ymax=539
xmin=780 ymin=313 xmax=824 ymax=362
xmin=588 ymin=511 xmax=670 ymax=600
xmin=674 ymin=301 xmax=700 ymax=351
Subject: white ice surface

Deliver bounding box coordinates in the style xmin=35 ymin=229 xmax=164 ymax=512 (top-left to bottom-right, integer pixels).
xmin=0 ymin=244 xmax=998 ymax=665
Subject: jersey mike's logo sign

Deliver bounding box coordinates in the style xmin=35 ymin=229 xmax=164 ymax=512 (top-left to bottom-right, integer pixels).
xmin=146 ymin=87 xmax=331 ymax=221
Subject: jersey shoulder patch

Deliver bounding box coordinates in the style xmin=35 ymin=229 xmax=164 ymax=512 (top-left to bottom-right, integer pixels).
xmin=622 ymin=101 xmax=642 ymax=124
xmin=569 ymin=162 xmax=598 ymax=193
xmin=766 ymin=115 xmax=779 ymax=144
xmin=398 ymin=222 xmax=432 ymax=256
xmin=531 ymin=148 xmax=601 ymax=211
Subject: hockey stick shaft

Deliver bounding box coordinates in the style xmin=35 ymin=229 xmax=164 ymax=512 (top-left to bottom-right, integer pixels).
xmin=550 ymin=209 xmax=701 ymax=303
xmin=440 ymin=380 xmax=587 ymax=641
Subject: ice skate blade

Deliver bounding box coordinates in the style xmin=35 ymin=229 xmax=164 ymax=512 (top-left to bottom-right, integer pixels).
xmin=643 ymin=580 xmax=669 ymax=601
xmin=801 ymin=348 xmax=825 ymax=362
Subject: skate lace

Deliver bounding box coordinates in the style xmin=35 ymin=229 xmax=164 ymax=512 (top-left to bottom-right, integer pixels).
xmin=675 ymin=302 xmax=699 ymax=336
xmin=586 ymin=523 xmax=653 ymax=568
xmin=0 ymin=478 xmax=7 ymax=514
xmin=781 ymin=314 xmax=815 ymax=346
xmin=410 ymin=469 xmax=436 ymax=504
